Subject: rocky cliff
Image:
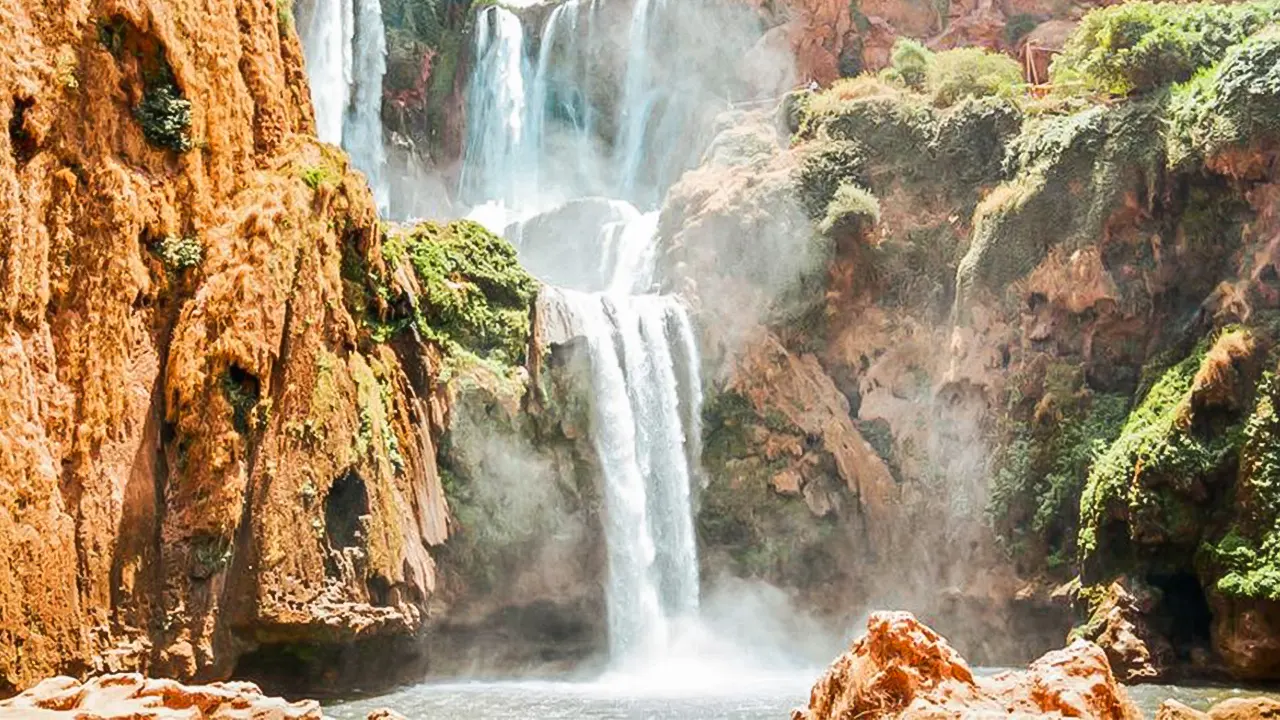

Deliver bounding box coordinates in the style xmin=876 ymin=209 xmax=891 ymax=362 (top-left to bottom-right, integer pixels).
xmin=0 ymin=0 xmax=526 ymax=694
xmin=658 ymin=0 xmax=1280 ymax=680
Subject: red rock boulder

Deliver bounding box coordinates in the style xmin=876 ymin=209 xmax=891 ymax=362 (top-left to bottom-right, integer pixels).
xmin=0 ymin=674 xmax=321 ymax=719
xmin=793 ymin=611 xmax=1141 ymax=720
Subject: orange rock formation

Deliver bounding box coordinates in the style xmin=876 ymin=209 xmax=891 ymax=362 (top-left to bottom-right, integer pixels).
xmin=794 ymin=611 xmax=1141 ymax=720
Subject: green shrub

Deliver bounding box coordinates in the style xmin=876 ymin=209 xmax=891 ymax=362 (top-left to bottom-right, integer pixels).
xmin=1052 ymin=0 xmax=1280 ymax=95
xmin=889 ymin=38 xmax=934 ymax=90
xmin=155 ymin=234 xmax=203 ymax=271
xmin=926 ymin=47 xmax=1023 ymax=107
xmin=795 ymin=139 xmax=869 ymax=220
xmin=135 ymin=81 xmax=193 ymax=152
xmin=1166 ymin=30 xmax=1280 ymax=167
xmin=389 ymin=220 xmax=538 ymax=365
xmin=819 ymin=182 xmax=880 ymax=235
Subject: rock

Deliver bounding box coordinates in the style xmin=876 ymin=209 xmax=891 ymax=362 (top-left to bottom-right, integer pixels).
xmin=1157 ymin=697 xmax=1280 ymax=720
xmin=367 ymin=710 xmax=410 ymax=720
xmin=793 ymin=611 xmax=1140 ymax=720
xmin=1073 ymin=580 xmax=1174 ymax=683
xmin=1157 ymin=700 xmax=1209 ymax=720
xmin=0 ymin=674 xmax=322 ymax=719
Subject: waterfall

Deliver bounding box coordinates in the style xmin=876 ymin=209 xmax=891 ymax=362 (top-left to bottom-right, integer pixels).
xmin=460 ymin=6 xmax=530 ymax=207
xmin=459 ymin=0 xmax=719 ymax=666
xmin=295 ymin=0 xmax=389 ymax=212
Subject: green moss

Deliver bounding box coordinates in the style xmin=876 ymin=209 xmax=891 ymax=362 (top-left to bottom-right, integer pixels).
xmin=1166 ymin=29 xmax=1280 ymax=168
xmin=957 ymin=99 xmax=1165 ymax=300
xmin=390 ymin=220 xmax=537 ymax=366
xmin=299 ymin=163 xmax=340 ymax=190
xmin=795 ymin=139 xmax=870 ymax=220
xmin=926 ymin=47 xmax=1024 ymax=107
xmin=929 ymin=96 xmax=1022 ymax=189
xmin=1078 ymin=331 xmax=1253 ymax=568
xmin=819 ymin=182 xmax=880 ymax=236
xmin=276 ymin=0 xmax=293 ymax=32
xmin=1052 ymin=0 xmax=1280 ymax=95
xmin=154 ymin=234 xmax=203 ymax=271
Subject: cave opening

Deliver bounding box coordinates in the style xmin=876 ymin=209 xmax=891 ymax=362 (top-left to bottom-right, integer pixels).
xmin=1150 ymin=571 xmax=1213 ymax=657
xmin=325 ymin=470 xmax=369 ymax=551
xmin=9 ymin=97 xmax=35 ymax=164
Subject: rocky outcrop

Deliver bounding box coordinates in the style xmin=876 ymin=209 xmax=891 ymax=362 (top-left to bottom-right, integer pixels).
xmin=0 ymin=674 xmax=321 ymax=719
xmin=1157 ymin=697 xmax=1280 ymax=720
xmin=793 ymin=611 xmax=1140 ymax=720
xmin=0 ymin=0 xmax=472 ymax=695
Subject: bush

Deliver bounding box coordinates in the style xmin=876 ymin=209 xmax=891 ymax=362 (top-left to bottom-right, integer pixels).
xmin=889 ymin=38 xmax=933 ymax=90
xmin=795 ymin=139 xmax=870 ymax=220
xmin=926 ymin=48 xmax=1024 ymax=107
xmin=1052 ymin=0 xmax=1280 ymax=95
xmin=155 ymin=234 xmax=203 ymax=271
xmin=135 ymin=81 xmax=193 ymax=152
xmin=1166 ymin=30 xmax=1280 ymax=167
xmin=388 ymin=220 xmax=538 ymax=365
xmin=819 ymin=182 xmax=880 ymax=235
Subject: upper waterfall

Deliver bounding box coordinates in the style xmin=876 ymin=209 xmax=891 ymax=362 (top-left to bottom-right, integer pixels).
xmin=295 ymin=0 xmax=390 ymax=212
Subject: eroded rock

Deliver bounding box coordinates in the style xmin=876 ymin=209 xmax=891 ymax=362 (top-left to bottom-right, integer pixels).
xmin=793 ymin=611 xmax=1140 ymax=720
xmin=0 ymin=674 xmax=321 ymax=719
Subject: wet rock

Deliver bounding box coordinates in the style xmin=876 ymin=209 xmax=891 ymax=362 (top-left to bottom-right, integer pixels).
xmin=793 ymin=611 xmax=1140 ymax=720
xmin=1157 ymin=697 xmax=1280 ymax=719
xmin=1073 ymin=579 xmax=1174 ymax=683
xmin=0 ymin=674 xmax=321 ymax=719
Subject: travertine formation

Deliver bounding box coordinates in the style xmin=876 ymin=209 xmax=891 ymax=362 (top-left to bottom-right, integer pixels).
xmin=794 ymin=611 xmax=1141 ymax=720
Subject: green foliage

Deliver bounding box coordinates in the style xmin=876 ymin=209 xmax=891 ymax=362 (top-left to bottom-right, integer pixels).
xmin=819 ymin=182 xmax=880 ymax=235
xmin=1204 ymin=530 xmax=1280 ymax=600
xmin=889 ymin=38 xmax=933 ymax=90
xmin=1005 ymin=13 xmax=1043 ymax=47
xmin=926 ymin=47 xmax=1024 ymax=107
xmin=189 ymin=534 xmax=233 ymax=580
xmin=1078 ymin=331 xmax=1251 ymax=565
xmin=1166 ymin=30 xmax=1280 ymax=167
xmin=795 ymin=139 xmax=869 ymax=220
xmin=929 ymin=96 xmax=1022 ymax=187
xmin=155 ymin=234 xmax=203 ymax=271
xmin=990 ymin=387 xmax=1129 ymax=564
xmin=957 ymin=100 xmax=1165 ymax=299
xmin=299 ymin=163 xmax=339 ymax=190
xmin=390 ymin=220 xmax=538 ymax=365
xmin=1052 ymin=0 xmax=1280 ymax=95
xmin=136 ymin=82 xmax=193 ymax=152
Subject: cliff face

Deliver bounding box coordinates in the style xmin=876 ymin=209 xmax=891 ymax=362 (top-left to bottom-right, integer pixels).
xmin=659 ymin=1 xmax=1280 ymax=679
xmin=0 ymin=0 xmax=454 ymax=694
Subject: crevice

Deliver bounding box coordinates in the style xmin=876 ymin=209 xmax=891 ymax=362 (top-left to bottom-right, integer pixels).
xmin=9 ymin=96 xmax=36 ymax=164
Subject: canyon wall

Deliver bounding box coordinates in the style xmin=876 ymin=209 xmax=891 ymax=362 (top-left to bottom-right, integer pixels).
xmin=0 ymin=0 xmax=486 ymax=694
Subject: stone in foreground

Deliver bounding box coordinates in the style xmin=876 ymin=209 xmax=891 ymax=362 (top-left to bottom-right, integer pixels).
xmin=0 ymin=674 xmax=321 ymax=719
xmin=793 ymin=611 xmax=1140 ymax=720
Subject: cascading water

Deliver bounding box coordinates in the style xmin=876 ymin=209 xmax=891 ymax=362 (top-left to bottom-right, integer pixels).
xmin=459 ymin=6 xmax=530 ymax=207
xmin=294 ymin=0 xmax=389 ymax=211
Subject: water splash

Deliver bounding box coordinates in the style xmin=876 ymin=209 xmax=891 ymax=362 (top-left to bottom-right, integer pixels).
xmin=460 ymin=5 xmax=530 ymax=207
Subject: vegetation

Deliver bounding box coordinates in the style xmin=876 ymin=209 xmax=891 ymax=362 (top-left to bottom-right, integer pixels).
xmin=925 ymin=47 xmax=1024 ymax=107
xmin=136 ymin=77 xmax=192 ymax=152
xmin=1051 ymin=0 xmax=1280 ymax=95
xmin=1166 ymin=29 xmax=1280 ymax=168
xmin=819 ymin=182 xmax=880 ymax=236
xmin=1078 ymin=330 xmax=1256 ymax=569
xmin=154 ymin=234 xmax=203 ymax=271
xmin=385 ymin=220 xmax=538 ymax=366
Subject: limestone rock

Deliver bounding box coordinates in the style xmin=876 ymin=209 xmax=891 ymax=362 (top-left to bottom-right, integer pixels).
xmin=1073 ymin=580 xmax=1174 ymax=683
xmin=0 ymin=674 xmax=321 ymax=719
xmin=1157 ymin=697 xmax=1280 ymax=720
xmin=793 ymin=611 xmax=1140 ymax=720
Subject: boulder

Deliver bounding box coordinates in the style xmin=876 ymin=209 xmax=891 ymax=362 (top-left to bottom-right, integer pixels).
xmin=793 ymin=611 xmax=1140 ymax=720
xmin=0 ymin=674 xmax=321 ymax=719
xmin=1156 ymin=697 xmax=1280 ymax=719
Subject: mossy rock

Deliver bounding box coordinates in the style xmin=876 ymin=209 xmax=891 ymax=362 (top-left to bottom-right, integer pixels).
xmin=1078 ymin=328 xmax=1261 ymax=581
xmin=386 ymin=220 xmax=538 ymax=366
xmin=956 ymin=99 xmax=1165 ymax=304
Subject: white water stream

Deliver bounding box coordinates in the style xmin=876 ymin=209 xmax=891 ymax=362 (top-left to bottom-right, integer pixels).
xmin=295 ymin=0 xmax=390 ymax=211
